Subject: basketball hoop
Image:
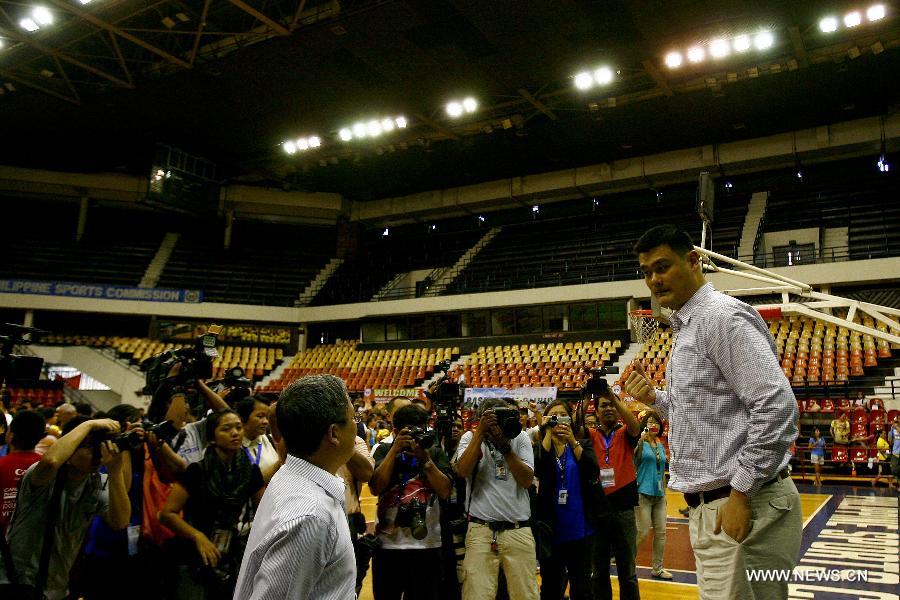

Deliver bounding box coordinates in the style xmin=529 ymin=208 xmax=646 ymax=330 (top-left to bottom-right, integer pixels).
xmin=628 ymin=309 xmax=659 ymax=345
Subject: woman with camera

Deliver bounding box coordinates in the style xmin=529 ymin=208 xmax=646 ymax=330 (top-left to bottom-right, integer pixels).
xmin=634 ymin=411 xmax=672 ymax=580
xmin=159 ymin=409 xmax=265 ymax=600
xmin=533 ymin=400 xmax=599 ymax=600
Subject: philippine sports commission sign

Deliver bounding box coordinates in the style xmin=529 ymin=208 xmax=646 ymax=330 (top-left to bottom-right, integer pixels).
xmin=0 ymin=279 xmax=203 ymax=303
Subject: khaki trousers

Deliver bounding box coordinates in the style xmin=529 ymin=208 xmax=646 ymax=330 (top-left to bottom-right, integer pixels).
xmin=688 ymin=477 xmax=802 ymax=600
xmin=461 ymin=522 xmax=538 ymax=600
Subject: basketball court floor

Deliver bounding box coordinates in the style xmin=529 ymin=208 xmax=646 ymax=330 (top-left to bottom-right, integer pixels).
xmin=358 ymin=481 xmax=899 ymax=600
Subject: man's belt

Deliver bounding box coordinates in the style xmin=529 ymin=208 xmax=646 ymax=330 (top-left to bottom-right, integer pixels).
xmin=468 ymin=516 xmax=530 ymax=531
xmin=683 ymin=468 xmax=790 ymax=509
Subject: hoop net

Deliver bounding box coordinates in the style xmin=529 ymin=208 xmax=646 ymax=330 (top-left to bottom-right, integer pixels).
xmin=629 ymin=309 xmax=659 ymax=345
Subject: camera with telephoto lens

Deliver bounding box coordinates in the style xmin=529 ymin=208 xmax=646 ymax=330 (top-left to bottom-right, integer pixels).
xmin=582 ymin=366 xmax=619 ymax=397
xmin=92 ymin=420 xmax=179 ymax=452
xmin=490 ymin=406 xmax=523 ymax=439
xmin=406 ymin=426 xmax=435 ymax=449
xmin=207 ymin=365 xmax=253 ymax=403
xmin=397 ymin=498 xmax=428 ymax=540
xmin=142 ymin=325 xmax=222 ymax=416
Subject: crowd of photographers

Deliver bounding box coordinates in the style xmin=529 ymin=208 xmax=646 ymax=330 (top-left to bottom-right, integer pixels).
xmin=0 ymin=354 xmax=671 ymax=600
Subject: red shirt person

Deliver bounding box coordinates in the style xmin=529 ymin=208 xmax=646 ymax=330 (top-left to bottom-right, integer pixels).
xmin=0 ymin=410 xmax=46 ymax=531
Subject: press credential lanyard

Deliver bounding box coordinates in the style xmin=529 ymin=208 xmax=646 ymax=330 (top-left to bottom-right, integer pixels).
xmin=244 ymin=442 xmax=262 ymax=466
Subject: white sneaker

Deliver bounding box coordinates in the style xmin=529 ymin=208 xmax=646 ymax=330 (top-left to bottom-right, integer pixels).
xmin=651 ymin=569 xmax=673 ymax=580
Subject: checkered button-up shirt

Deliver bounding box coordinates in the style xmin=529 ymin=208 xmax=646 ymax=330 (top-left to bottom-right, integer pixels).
xmin=654 ymin=283 xmax=798 ymax=496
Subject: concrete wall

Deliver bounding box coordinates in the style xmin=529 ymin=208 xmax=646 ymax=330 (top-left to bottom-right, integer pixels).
xmin=761 ymin=228 xmax=820 ymax=256
xmin=2 ymin=256 xmax=898 ymax=324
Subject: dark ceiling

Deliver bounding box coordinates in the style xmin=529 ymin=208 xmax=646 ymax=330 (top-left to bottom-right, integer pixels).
xmin=1 ymin=0 xmax=899 ymax=201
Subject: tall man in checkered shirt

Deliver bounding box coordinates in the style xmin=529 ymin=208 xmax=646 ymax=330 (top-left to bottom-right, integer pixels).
xmin=624 ymin=224 xmax=801 ymax=600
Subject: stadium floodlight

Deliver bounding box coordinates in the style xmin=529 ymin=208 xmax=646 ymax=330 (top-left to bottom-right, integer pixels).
xmin=574 ymin=71 xmax=593 ymax=89
xmin=19 ymin=17 xmax=39 ymax=31
xmin=844 ymin=11 xmax=862 ymax=27
xmin=462 ymin=97 xmax=477 ymax=112
xmin=867 ymin=4 xmax=886 ymax=21
xmin=687 ymin=46 xmax=705 ymax=63
xmin=754 ymin=31 xmax=774 ymax=50
xmin=32 ymin=6 xmax=53 ymax=26
xmin=664 ymin=51 xmax=683 ymax=68
xmin=594 ymin=66 xmax=613 ymax=85
xmin=381 ymin=118 xmax=394 ymax=132
xmin=297 ymin=138 xmax=309 ymax=151
xmin=308 ymin=136 xmax=321 ymax=148
xmin=710 ymin=38 xmax=730 ymax=59
xmin=339 ymin=128 xmax=353 ymax=141
xmin=283 ymin=141 xmax=297 ymax=154
xmin=446 ymin=101 xmax=463 ymax=117
xmin=733 ymin=35 xmax=751 ymax=53
xmin=366 ymin=120 xmax=382 ymax=136
xmin=395 ymin=116 xmax=407 ymax=128
xmin=819 ymin=16 xmax=839 ymax=33
xmin=78 ymin=0 xmax=92 ymax=4
xmin=352 ymin=122 xmax=367 ymax=138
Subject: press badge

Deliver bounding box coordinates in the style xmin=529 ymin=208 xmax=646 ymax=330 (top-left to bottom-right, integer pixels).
xmin=495 ymin=462 xmax=508 ymax=480
xmin=126 ymin=525 xmax=140 ymax=556
xmin=212 ymin=529 xmax=233 ymax=553
xmin=558 ymin=489 xmax=568 ymax=505
xmin=600 ymin=467 xmax=616 ymax=488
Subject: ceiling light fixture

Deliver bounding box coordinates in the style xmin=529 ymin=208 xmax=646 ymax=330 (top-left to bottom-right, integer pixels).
xmin=710 ymin=38 xmax=730 ymax=58
xmin=593 ymin=66 xmax=613 ymax=84
xmin=446 ymin=101 xmax=463 ymax=117
xmin=19 ymin=18 xmax=39 ymax=31
xmin=32 ymin=6 xmax=53 ymax=26
xmin=462 ymin=97 xmax=477 ymax=112
xmin=819 ymin=16 xmax=839 ymax=32
xmin=574 ymin=71 xmax=593 ymax=89
xmin=844 ymin=11 xmax=862 ymax=27
xmin=339 ymin=116 xmax=407 ymax=141
xmin=754 ymin=31 xmax=774 ymax=50
xmin=733 ymin=35 xmax=752 ymax=53
xmin=687 ymin=46 xmax=705 ymax=63
xmin=867 ymin=4 xmax=886 ymax=21
xmin=664 ymin=51 xmax=683 ymax=68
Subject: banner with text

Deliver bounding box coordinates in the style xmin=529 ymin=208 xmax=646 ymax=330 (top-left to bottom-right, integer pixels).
xmin=463 ymin=387 xmax=558 ymax=410
xmin=0 ymin=279 xmax=203 ymax=303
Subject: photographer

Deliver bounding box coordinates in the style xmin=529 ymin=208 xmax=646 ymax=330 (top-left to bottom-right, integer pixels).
xmin=588 ymin=389 xmax=641 ymax=600
xmin=158 ymin=408 xmax=265 ymax=600
xmin=533 ymin=401 xmax=599 ymax=600
xmin=75 ymin=405 xmax=147 ymax=600
xmin=369 ymin=404 xmax=453 ymax=600
xmin=235 ymin=395 xmax=281 ymax=484
xmin=0 ymin=416 xmax=130 ymax=600
xmin=453 ymin=398 xmax=538 ymax=600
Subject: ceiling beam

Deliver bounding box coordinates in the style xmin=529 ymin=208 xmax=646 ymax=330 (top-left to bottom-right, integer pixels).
xmin=413 ymin=112 xmax=460 ymax=140
xmin=45 ymin=0 xmax=192 ymax=70
xmin=289 ymin=0 xmax=309 ymax=31
xmin=0 ymin=67 xmax=81 ymax=104
xmin=789 ymin=26 xmax=809 ymax=68
xmin=107 ymin=32 xmax=133 ymax=86
xmin=190 ymin=0 xmax=214 ymax=66
xmin=0 ymin=24 xmax=134 ymax=89
xmin=51 ymin=56 xmax=81 ymax=103
xmin=227 ymin=0 xmax=290 ymax=36
xmin=517 ymin=88 xmax=558 ymax=121
xmin=641 ymin=59 xmax=674 ymax=97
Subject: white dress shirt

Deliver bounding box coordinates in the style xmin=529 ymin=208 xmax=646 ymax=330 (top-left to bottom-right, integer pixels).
xmin=654 ymin=283 xmax=798 ymax=496
xmin=233 ymin=456 xmax=355 ymax=600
